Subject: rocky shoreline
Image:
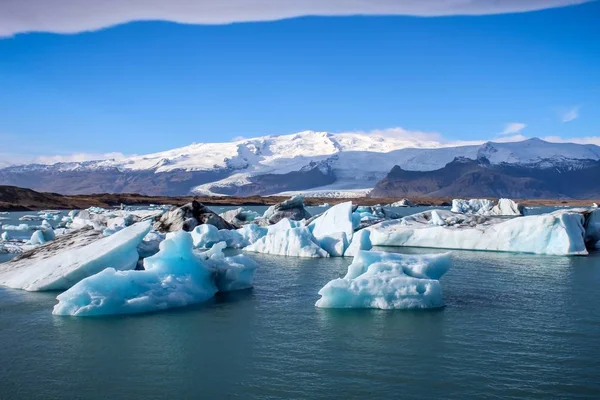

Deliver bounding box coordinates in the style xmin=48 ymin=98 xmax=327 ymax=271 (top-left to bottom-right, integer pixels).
xmin=0 ymin=185 xmax=597 ymax=212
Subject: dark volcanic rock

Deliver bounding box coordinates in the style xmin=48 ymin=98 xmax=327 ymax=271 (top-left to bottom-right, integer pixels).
xmin=263 ymin=196 xmax=312 ymax=225
xmin=154 ymin=201 xmax=235 ymax=232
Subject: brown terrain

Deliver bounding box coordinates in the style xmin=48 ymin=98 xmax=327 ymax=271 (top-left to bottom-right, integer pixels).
xmin=0 ymin=185 xmax=597 ymax=212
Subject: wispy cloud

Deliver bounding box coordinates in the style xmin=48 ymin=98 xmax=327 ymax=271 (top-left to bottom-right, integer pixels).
xmin=561 ymin=106 xmax=580 ymax=122
xmin=0 ymin=151 xmax=131 ymax=168
xmin=0 ymin=0 xmax=592 ymax=37
xmin=542 ymin=135 xmax=600 ymax=146
xmin=501 ymin=122 xmax=526 ymax=135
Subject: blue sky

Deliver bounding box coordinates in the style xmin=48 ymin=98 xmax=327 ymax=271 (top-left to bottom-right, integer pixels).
xmin=0 ymin=0 xmax=598 ymax=163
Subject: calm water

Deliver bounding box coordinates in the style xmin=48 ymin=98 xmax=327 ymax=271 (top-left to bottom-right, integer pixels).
xmin=2 ymin=206 xmax=600 ymax=399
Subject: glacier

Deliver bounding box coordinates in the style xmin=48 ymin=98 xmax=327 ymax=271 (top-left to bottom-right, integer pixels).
xmin=367 ymin=209 xmax=591 ymax=256
xmin=0 ymin=221 xmax=151 ymax=291
xmin=315 ymin=250 xmax=451 ymax=309
xmin=53 ymin=233 xmax=257 ymax=316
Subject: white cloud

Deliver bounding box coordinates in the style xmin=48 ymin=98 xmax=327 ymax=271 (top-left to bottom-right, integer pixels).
xmin=542 ymin=135 xmax=600 ymax=146
xmin=561 ymin=106 xmax=580 ymax=122
xmin=0 ymin=151 xmax=131 ymax=168
xmin=345 ymin=127 xmax=486 ymax=148
xmin=0 ymin=0 xmax=592 ymax=37
xmin=501 ymin=122 xmax=526 ymax=135
xmin=231 ymin=136 xmax=247 ymax=142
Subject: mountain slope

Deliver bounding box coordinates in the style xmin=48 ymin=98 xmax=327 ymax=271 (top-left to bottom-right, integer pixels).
xmin=1 ymin=131 xmax=599 ymax=197
xmin=370 ymin=157 xmax=600 ymax=199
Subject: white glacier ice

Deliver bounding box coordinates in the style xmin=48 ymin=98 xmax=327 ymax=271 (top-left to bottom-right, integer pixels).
xmin=309 ymin=201 xmax=354 ymax=241
xmin=430 ymin=210 xmax=447 ymax=226
xmin=451 ymin=198 xmax=523 ymax=216
xmin=343 ymin=229 xmax=372 ymax=257
xmin=53 ymin=231 xmax=218 ymax=316
xmin=244 ymin=226 xmax=329 ymax=258
xmin=368 ymin=209 xmax=588 ymax=256
xmin=316 ymin=232 xmax=348 ymax=257
xmin=0 ymin=221 xmax=152 ymax=291
xmin=315 ymin=250 xmax=451 ymax=309
xmin=53 ymin=233 xmax=258 ymax=316
xmin=191 ymin=224 xmax=221 ymax=249
xmin=199 ymin=242 xmax=258 ymax=292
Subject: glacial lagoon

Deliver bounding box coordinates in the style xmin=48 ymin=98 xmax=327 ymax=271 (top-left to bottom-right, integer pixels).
xmin=1 ymin=206 xmax=600 ymax=399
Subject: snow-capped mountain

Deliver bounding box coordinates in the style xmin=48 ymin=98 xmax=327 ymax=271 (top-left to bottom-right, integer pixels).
xmin=1 ymin=131 xmax=599 ymax=197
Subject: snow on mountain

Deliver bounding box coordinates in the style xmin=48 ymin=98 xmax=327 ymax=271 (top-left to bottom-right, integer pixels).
xmin=2 ymin=130 xmax=600 ymax=196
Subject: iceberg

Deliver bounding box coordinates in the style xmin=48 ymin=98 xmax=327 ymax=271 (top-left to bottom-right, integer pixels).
xmin=451 ymin=198 xmax=523 ymax=216
xmin=262 ymin=195 xmax=312 ymax=224
xmin=53 ymin=233 xmax=258 ymax=316
xmin=53 ymin=231 xmax=217 ymax=316
xmin=388 ymin=199 xmax=415 ymax=207
xmin=191 ymin=224 xmax=221 ymax=249
xmin=368 ymin=209 xmax=588 ymax=256
xmin=315 ymin=250 xmax=451 ymax=309
xmin=244 ymin=226 xmax=329 ymax=258
xmin=316 ymin=232 xmax=348 ymax=257
xmin=309 ymin=201 xmax=354 ymax=240
xmin=344 ymin=229 xmax=372 ymax=257
xmin=2 ymin=223 xmax=41 ymax=231
xmin=191 ymin=223 xmax=266 ymax=249
xmin=199 ymin=242 xmax=258 ymax=292
xmin=0 ymin=221 xmax=152 ymax=291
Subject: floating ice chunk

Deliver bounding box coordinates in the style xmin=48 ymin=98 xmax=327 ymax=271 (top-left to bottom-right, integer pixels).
xmin=452 ymin=198 xmax=523 ymax=216
xmin=268 ymin=218 xmax=304 ymax=234
xmin=316 ymin=232 xmax=348 ymax=257
xmin=368 ymin=209 xmax=588 ymax=256
xmin=2 ymin=224 xmax=39 ymax=232
xmin=344 ymin=250 xmax=451 ymax=280
xmin=262 ymin=195 xmax=311 ymax=224
xmin=0 ymin=221 xmax=152 ymax=291
xmin=592 ymin=203 xmax=598 ymax=208
xmin=309 ymin=202 xmax=354 ymax=240
xmin=53 ymin=231 xmax=218 ymax=316
xmin=0 ymin=232 xmax=8 ymax=241
xmin=191 ymin=224 xmax=221 ymax=249
xmin=215 ymin=229 xmax=246 ymax=249
xmin=585 ymin=208 xmax=600 ymax=245
xmin=451 ymin=199 xmax=494 ymax=215
xmin=199 ymin=241 xmax=258 ymax=292
xmin=28 ymin=230 xmax=53 ymax=246
xmin=388 ymin=199 xmax=415 ymax=207
xmin=344 ymin=229 xmax=372 ymax=257
xmin=237 ymin=224 xmax=268 ymax=246
xmin=244 ymin=227 xmax=329 ymax=258
xmin=315 ymin=250 xmax=451 ymax=309
xmin=137 ymin=231 xmax=166 ymax=258
xmin=490 ymin=198 xmax=524 ymax=216
xmin=430 ymin=210 xmax=446 ymax=226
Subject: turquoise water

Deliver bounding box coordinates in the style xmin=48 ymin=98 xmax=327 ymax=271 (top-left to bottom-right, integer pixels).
xmin=2 ymin=206 xmax=600 ymax=399
xmin=1 ymin=247 xmax=600 ymax=398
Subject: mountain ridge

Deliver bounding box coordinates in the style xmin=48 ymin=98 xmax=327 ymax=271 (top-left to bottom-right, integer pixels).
xmin=1 ymin=131 xmax=599 ymax=197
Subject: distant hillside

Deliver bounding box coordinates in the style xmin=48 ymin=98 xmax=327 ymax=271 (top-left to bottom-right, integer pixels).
xmin=369 ymin=157 xmax=600 ymax=199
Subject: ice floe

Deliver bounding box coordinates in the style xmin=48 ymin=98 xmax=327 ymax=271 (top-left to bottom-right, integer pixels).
xmin=315 ymin=250 xmax=451 ymax=309
xmin=368 ymin=209 xmax=592 ymax=256
xmin=53 ymin=232 xmax=257 ymax=316
xmin=0 ymin=221 xmax=151 ymax=291
xmin=244 ymin=226 xmax=329 ymax=258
